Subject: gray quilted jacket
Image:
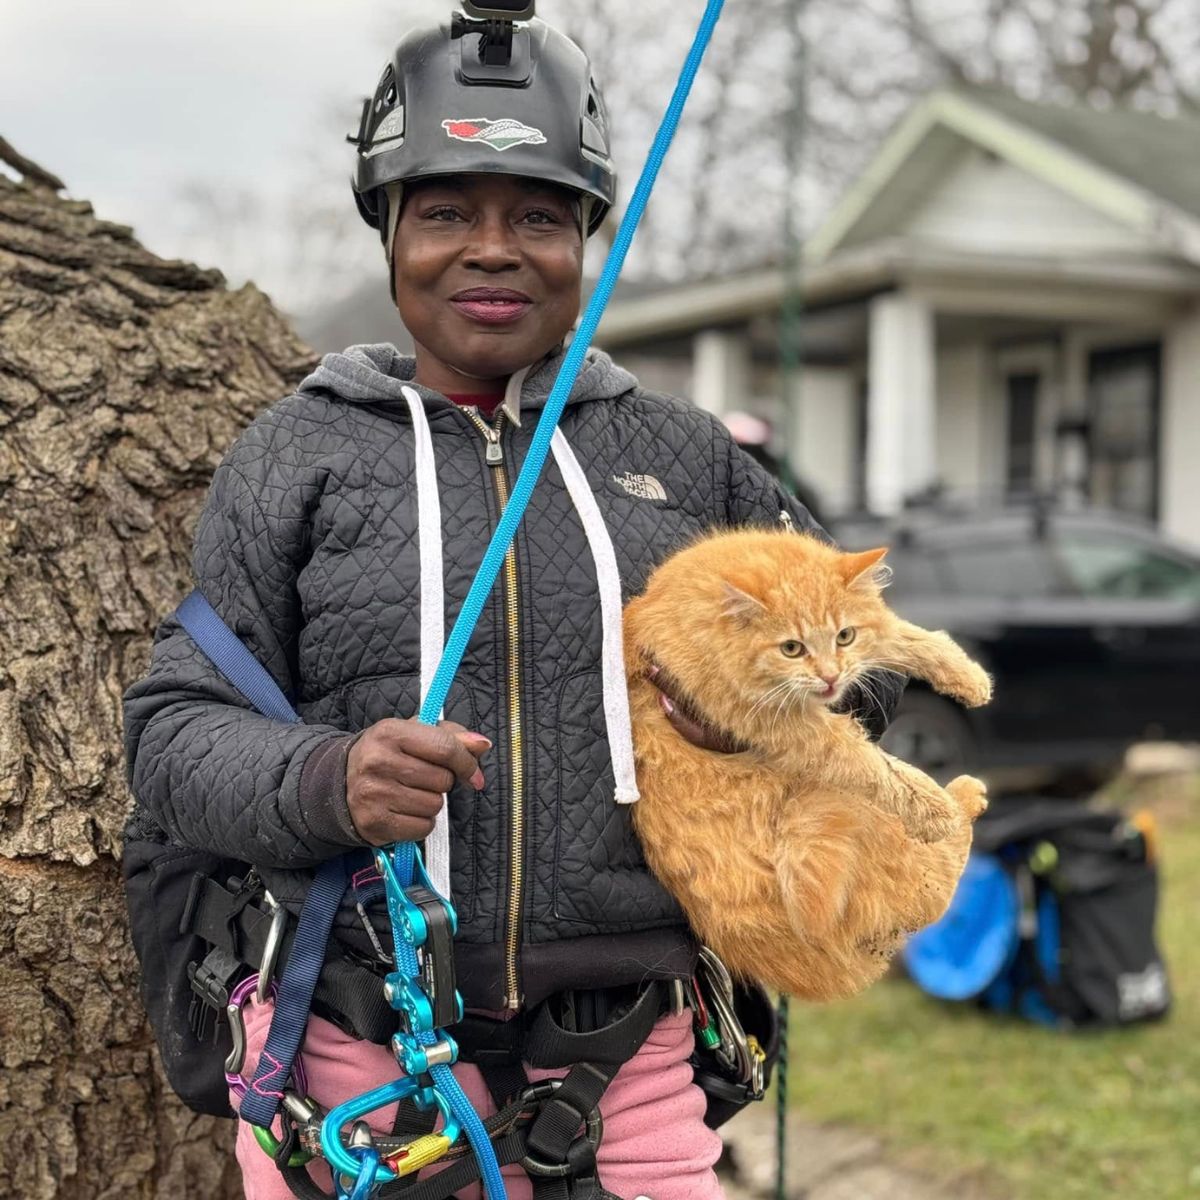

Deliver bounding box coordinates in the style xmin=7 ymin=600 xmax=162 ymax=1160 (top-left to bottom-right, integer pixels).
xmin=122 ymin=344 xmax=901 ymax=1010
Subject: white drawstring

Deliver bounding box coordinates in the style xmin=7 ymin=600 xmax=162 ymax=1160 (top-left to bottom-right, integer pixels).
xmin=550 ymin=429 xmax=640 ymax=804
xmin=397 ymin=375 xmax=639 ymax=906
xmin=400 ymin=385 xmax=452 ymax=899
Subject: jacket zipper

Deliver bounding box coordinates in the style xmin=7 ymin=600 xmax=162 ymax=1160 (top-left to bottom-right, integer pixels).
xmin=463 ymin=406 xmax=525 ymax=1011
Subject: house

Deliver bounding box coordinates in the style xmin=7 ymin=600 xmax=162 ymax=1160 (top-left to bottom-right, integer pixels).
xmin=593 ymin=87 xmax=1200 ymax=549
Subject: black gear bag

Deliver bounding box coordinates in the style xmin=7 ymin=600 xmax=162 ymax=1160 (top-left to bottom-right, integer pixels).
xmin=905 ymin=796 xmax=1171 ymax=1028
xmin=121 ymin=837 xmax=245 ymax=1116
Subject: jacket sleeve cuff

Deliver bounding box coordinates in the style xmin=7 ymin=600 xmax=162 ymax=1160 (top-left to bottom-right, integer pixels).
xmin=298 ymin=732 xmax=367 ymax=848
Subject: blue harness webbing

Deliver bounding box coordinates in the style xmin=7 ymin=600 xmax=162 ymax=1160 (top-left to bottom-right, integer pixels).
xmin=177 ymin=589 xmax=303 ymax=724
xmin=175 ymin=590 xmax=363 ymax=1133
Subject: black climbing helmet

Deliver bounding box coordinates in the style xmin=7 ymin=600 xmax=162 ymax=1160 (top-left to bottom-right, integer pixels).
xmin=350 ymin=10 xmax=616 ymax=241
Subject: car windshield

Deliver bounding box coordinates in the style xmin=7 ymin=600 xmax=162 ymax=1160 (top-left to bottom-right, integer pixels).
xmin=1056 ymin=533 xmax=1200 ymax=602
xmin=935 ymin=539 xmax=1063 ymax=599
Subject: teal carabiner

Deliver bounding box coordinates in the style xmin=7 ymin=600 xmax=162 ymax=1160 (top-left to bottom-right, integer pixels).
xmin=338 ymin=1145 xmax=381 ymax=1200
xmin=320 ymin=1076 xmax=462 ymax=1185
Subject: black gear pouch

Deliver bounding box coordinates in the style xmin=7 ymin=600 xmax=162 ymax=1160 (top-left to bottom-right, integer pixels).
xmin=122 ymin=838 xmax=244 ymax=1117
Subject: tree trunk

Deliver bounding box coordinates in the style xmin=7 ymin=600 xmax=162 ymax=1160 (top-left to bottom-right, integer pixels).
xmin=0 ymin=140 xmax=318 ymax=1198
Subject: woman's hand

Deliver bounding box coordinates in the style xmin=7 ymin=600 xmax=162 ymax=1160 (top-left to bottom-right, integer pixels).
xmin=346 ymin=718 xmax=491 ymax=846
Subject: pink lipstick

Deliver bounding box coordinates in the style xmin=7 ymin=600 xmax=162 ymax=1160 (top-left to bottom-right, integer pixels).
xmin=450 ymin=286 xmax=533 ymax=325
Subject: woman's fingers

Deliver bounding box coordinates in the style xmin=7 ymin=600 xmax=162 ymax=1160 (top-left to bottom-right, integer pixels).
xmin=345 ymin=717 xmax=492 ymax=845
xmin=438 ymin=721 xmax=493 ymax=776
xmin=444 ymin=722 xmax=494 ymax=758
xmin=394 ymin=720 xmax=485 ymax=789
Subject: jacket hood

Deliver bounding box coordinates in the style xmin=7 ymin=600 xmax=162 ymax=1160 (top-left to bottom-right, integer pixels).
xmin=297 ymin=342 xmax=638 ymax=416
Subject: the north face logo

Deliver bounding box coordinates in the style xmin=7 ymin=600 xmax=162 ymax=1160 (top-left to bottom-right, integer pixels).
xmin=442 ymin=118 xmax=547 ymax=152
xmin=613 ymin=472 xmax=668 ymax=502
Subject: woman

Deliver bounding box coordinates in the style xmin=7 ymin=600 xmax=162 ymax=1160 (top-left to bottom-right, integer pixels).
xmin=123 ymin=13 xmax=900 ymax=1200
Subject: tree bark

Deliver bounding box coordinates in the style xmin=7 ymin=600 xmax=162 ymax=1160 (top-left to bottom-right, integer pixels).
xmin=0 ymin=140 xmax=318 ymax=1198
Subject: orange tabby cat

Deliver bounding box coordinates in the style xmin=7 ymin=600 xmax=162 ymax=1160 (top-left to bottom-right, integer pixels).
xmin=624 ymin=528 xmax=992 ymax=1002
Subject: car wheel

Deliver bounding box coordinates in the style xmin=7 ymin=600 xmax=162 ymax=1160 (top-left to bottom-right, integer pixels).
xmin=880 ymin=691 xmax=978 ymax=784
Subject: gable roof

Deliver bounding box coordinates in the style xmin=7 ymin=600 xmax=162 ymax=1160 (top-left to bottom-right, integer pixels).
xmin=809 ymin=85 xmax=1200 ymax=265
xmin=968 ymin=88 xmax=1200 ymax=222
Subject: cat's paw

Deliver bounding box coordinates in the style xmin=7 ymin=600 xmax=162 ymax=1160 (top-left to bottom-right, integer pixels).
xmin=944 ymin=662 xmax=993 ymax=708
xmin=946 ymin=774 xmax=988 ymax=822
xmin=961 ymin=663 xmax=994 ymax=707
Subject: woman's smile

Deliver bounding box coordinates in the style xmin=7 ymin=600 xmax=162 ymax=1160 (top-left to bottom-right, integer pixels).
xmin=448 ymin=285 xmax=534 ymax=325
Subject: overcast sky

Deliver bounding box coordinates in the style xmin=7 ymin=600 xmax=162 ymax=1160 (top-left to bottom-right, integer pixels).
xmin=3 ymin=0 xmax=412 ymax=288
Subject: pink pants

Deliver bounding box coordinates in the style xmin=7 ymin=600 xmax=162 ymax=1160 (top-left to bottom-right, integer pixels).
xmin=232 ymin=997 xmax=725 ymax=1200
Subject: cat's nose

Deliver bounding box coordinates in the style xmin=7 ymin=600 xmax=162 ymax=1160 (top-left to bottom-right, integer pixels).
xmin=819 ymin=672 xmax=840 ymax=686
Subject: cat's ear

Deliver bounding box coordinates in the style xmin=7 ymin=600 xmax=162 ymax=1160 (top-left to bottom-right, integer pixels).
xmin=720 ymin=581 xmax=766 ymax=626
xmin=841 ymin=547 xmax=891 ymax=592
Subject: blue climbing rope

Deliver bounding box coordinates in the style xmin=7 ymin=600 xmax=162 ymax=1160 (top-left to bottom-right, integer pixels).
xmin=337 ymin=4 xmax=730 ymax=1198
xmin=419 ymin=0 xmax=727 ymax=726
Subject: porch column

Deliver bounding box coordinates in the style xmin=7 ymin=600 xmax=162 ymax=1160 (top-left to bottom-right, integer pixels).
xmin=866 ymin=291 xmax=936 ymax=514
xmin=1056 ymin=330 xmax=1091 ymax=509
xmin=1162 ymin=305 xmax=1200 ymax=550
xmin=692 ymin=328 xmax=750 ymax=418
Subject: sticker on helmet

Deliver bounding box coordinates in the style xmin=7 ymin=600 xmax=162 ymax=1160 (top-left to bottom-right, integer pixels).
xmin=442 ymin=118 xmax=547 ymax=152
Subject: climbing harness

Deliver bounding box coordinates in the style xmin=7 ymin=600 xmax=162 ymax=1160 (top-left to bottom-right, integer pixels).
xmin=175 ymin=585 xmax=771 ymax=1196
xmin=170 ymin=4 xmax=731 ymax=1199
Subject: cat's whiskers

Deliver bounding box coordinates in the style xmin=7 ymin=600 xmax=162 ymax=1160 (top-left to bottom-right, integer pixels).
xmin=856 ymin=659 xmax=911 ymax=680
xmin=780 ymin=677 xmax=812 ymax=728
xmin=848 ymin=671 xmax=886 ymax=719
xmin=747 ymin=679 xmax=796 ymax=722
xmin=849 ymin=661 xmax=901 ymax=712
xmin=769 ymin=683 xmax=792 ymax=737
xmin=757 ymin=676 xmax=817 ymax=741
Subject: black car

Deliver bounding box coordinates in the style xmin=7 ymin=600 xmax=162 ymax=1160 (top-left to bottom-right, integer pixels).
xmin=834 ymin=506 xmax=1200 ymax=785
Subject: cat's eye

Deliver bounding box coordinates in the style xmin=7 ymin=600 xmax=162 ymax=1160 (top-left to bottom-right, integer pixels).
xmin=837 ymin=627 xmax=857 ymax=646
xmin=780 ymin=640 xmax=806 ymax=658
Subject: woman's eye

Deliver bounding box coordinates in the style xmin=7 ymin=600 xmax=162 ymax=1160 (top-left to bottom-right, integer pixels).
xmin=837 ymin=627 xmax=857 ymax=646
xmin=520 ymin=208 xmax=560 ymax=225
xmin=780 ymin=640 xmax=806 ymax=658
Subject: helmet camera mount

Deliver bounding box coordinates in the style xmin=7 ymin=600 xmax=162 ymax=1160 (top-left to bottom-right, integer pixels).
xmin=460 ymin=1 xmax=536 ymax=20
xmin=452 ymin=2 xmax=535 ymax=73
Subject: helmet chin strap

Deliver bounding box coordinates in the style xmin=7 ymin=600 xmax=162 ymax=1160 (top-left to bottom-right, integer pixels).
xmin=384 ymin=181 xmax=406 ymax=264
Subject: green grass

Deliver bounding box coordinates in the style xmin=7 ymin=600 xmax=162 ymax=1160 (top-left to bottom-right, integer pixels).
xmin=786 ymin=775 xmax=1200 ymax=1199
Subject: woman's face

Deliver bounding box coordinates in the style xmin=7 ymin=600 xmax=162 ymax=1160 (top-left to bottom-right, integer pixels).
xmin=392 ymin=174 xmax=585 ymax=394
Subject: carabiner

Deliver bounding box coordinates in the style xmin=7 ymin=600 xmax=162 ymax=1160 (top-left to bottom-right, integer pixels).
xmin=337 ymin=1131 xmax=382 ymax=1200
xmin=225 ymin=974 xmax=309 ymax=1099
xmin=224 ymin=974 xmax=269 ymax=1078
xmin=321 ymin=1075 xmax=461 ymax=1185
xmin=695 ymin=946 xmax=762 ymax=1096
xmin=252 ymin=1114 xmax=316 ymax=1169
xmin=257 ymin=891 xmax=287 ymax=1004
xmin=383 ymin=1130 xmax=455 ymax=1177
